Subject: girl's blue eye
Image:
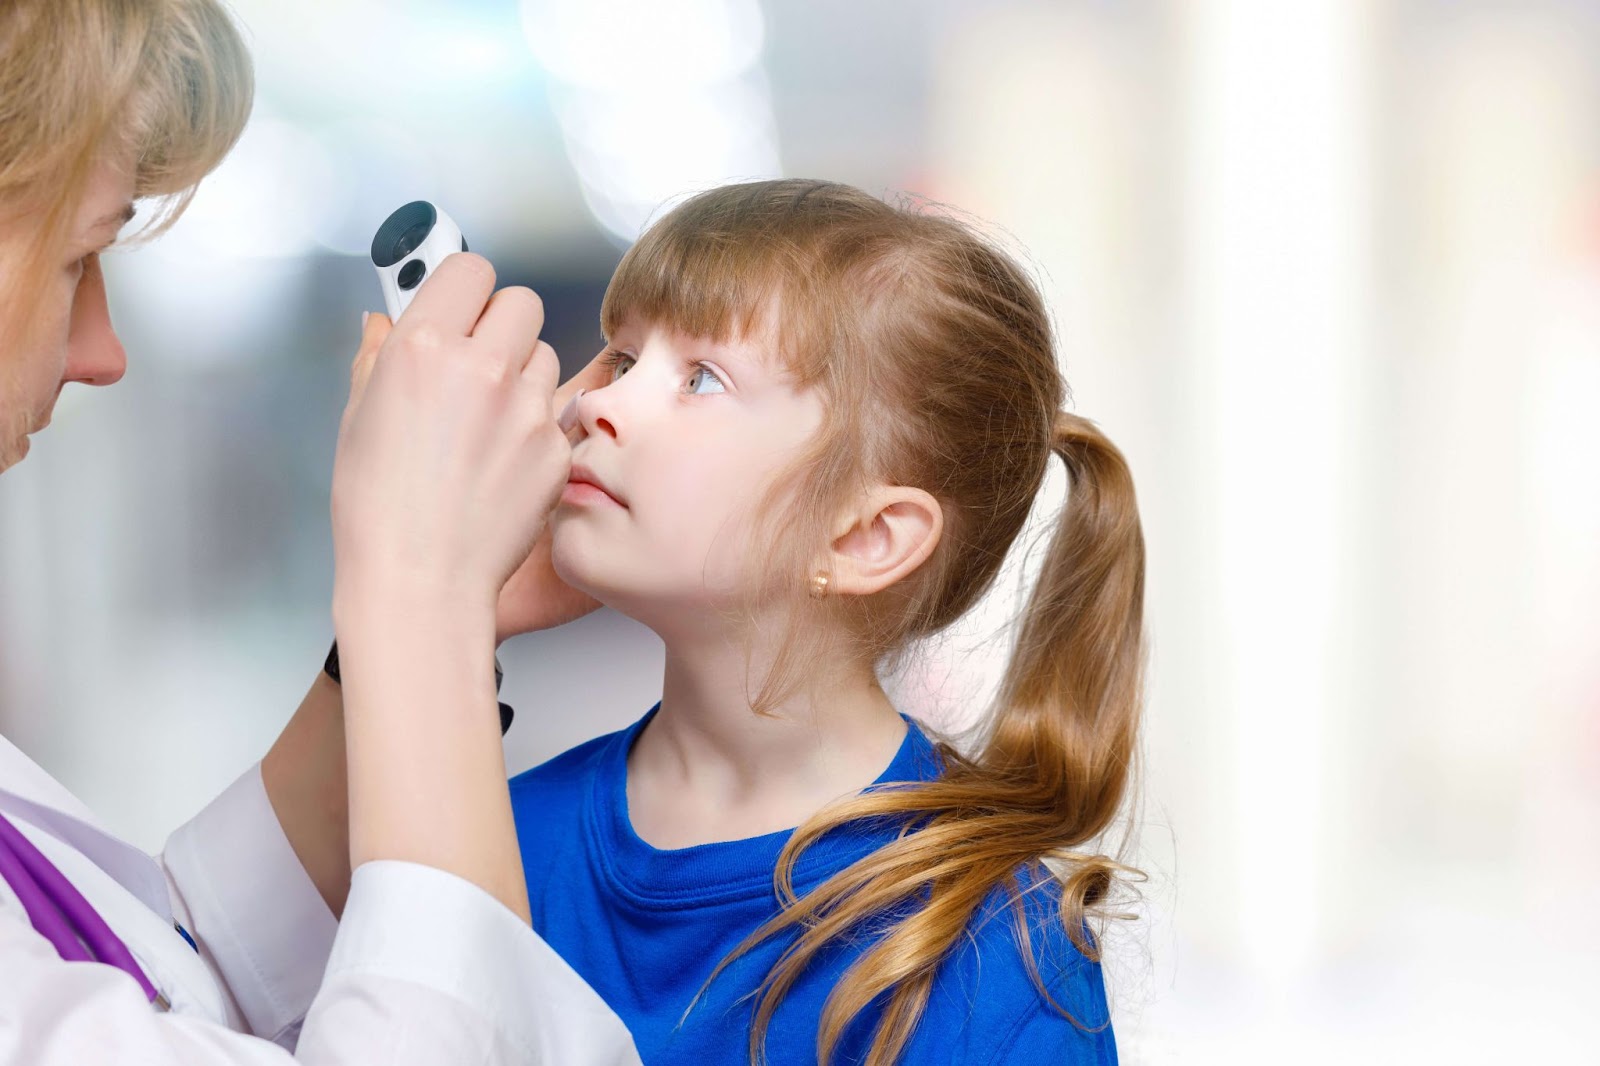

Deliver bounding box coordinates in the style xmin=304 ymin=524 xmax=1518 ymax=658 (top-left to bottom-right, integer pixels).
xmin=686 ymin=364 xmax=726 ymax=395
xmin=598 ymin=350 xmax=725 ymax=395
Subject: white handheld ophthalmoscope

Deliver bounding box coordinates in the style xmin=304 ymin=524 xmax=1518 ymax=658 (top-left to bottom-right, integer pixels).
xmin=369 ymin=200 xmax=467 ymax=320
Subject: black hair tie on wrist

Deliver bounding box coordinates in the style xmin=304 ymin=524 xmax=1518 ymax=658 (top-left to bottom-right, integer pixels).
xmin=324 ymin=639 xmax=513 ymax=735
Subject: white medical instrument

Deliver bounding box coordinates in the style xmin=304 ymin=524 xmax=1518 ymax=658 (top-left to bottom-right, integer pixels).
xmin=370 ymin=201 xmax=468 ymax=320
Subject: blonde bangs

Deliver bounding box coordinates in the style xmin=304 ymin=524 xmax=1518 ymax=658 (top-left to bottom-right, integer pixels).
xmin=0 ymin=0 xmax=251 ymax=359
xmin=600 ymin=210 xmax=785 ymax=346
xmin=600 ymin=182 xmax=905 ymax=391
xmin=2 ymin=1 xmax=251 ymax=222
xmin=116 ymin=0 xmax=254 ymax=241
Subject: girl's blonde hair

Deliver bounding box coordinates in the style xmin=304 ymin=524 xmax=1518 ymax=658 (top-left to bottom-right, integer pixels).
xmin=0 ymin=0 xmax=252 ymax=360
xmin=603 ymin=179 xmax=1146 ymax=1065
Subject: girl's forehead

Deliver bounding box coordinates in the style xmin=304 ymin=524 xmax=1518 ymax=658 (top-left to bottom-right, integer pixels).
xmin=616 ymin=316 xmax=785 ymax=377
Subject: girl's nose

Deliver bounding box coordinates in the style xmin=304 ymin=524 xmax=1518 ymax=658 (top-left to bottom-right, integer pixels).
xmin=568 ymin=371 xmax=625 ymax=442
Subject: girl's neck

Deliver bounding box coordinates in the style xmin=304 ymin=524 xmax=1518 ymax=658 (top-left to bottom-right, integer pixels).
xmin=624 ymin=639 xmax=908 ymax=850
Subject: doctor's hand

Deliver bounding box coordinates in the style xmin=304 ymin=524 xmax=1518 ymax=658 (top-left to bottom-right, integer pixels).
xmin=349 ymin=310 xmax=614 ymax=643
xmin=491 ymin=352 xmax=617 ymax=642
xmin=333 ymin=253 xmax=569 ymax=614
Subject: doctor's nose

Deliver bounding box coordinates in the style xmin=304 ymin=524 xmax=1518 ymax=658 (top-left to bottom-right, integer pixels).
xmin=62 ymin=254 xmax=127 ymax=389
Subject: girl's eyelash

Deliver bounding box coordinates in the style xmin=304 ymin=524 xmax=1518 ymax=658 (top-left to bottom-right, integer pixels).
xmin=596 ymin=348 xmax=726 ymax=390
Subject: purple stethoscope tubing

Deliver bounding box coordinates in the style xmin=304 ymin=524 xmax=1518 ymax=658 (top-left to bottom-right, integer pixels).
xmin=0 ymin=808 xmax=162 ymax=1006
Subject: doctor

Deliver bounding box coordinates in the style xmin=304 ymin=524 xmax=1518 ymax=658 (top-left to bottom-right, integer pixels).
xmin=0 ymin=0 xmax=635 ymax=1062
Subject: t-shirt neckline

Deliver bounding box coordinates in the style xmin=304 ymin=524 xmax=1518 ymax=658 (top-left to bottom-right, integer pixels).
xmin=586 ymin=701 xmax=938 ymax=909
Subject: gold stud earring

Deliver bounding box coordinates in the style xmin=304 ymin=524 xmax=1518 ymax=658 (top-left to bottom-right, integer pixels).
xmin=808 ymin=571 xmax=830 ymax=599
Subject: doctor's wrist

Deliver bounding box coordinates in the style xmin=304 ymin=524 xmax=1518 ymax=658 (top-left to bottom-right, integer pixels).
xmin=331 ymin=574 xmax=494 ymax=633
xmin=322 ymin=638 xmax=512 ymax=735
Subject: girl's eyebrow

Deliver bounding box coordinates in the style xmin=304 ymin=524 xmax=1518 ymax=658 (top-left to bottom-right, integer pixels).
xmin=699 ymin=335 xmax=770 ymax=375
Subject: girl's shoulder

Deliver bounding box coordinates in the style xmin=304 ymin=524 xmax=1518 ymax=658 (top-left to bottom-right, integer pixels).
xmin=507 ymin=715 xmax=653 ymax=895
xmin=508 ymin=729 xmax=619 ymax=795
xmin=506 ymin=732 xmax=617 ymax=867
xmin=901 ymin=864 xmax=1117 ymax=1064
xmin=508 ymin=703 xmax=658 ymax=802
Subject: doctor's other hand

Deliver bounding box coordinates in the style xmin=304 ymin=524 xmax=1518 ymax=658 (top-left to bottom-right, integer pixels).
xmin=333 ymin=253 xmax=569 ymax=616
xmin=490 ymin=350 xmax=618 ymax=642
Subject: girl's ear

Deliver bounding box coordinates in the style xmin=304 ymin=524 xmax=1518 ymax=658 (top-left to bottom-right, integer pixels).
xmin=825 ymin=485 xmax=943 ymax=596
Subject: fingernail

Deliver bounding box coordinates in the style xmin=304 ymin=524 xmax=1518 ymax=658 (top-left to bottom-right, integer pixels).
xmin=361 ymin=310 xmax=370 ymax=331
xmin=557 ymin=388 xmax=586 ymax=432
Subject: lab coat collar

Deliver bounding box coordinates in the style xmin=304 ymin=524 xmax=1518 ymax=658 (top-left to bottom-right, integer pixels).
xmin=0 ymin=731 xmax=174 ymax=921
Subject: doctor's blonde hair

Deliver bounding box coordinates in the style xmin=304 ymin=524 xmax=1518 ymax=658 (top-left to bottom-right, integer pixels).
xmin=0 ymin=0 xmax=252 ymax=423
xmin=604 ymin=180 xmax=1146 ymax=1066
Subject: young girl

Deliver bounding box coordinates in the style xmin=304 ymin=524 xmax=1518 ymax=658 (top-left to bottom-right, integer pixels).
xmin=510 ymin=179 xmax=1143 ymax=1065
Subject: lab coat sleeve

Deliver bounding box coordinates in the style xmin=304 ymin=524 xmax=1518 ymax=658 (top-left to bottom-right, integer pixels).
xmin=162 ymin=762 xmax=339 ymax=1043
xmin=0 ymin=858 xmax=643 ymax=1065
xmin=161 ymin=761 xmax=641 ymax=1062
xmin=299 ymin=860 xmax=644 ymax=1064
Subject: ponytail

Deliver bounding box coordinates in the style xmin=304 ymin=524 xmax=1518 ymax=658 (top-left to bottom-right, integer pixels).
xmin=703 ymin=410 xmax=1146 ymax=1066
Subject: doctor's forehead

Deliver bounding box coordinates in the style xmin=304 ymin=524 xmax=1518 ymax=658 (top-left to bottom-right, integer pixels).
xmin=80 ymin=202 xmax=135 ymax=242
xmin=72 ymin=161 xmax=138 ymax=245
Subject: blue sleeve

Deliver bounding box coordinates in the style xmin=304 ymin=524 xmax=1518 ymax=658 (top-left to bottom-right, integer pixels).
xmin=983 ymin=993 xmax=1118 ymax=1066
xmin=979 ymin=936 xmax=1118 ymax=1066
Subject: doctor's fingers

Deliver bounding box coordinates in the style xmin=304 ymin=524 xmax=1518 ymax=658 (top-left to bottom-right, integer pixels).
xmin=470 ymin=285 xmax=546 ymax=378
xmin=520 ymin=338 xmax=562 ymax=402
xmin=392 ymin=251 xmax=497 ymax=340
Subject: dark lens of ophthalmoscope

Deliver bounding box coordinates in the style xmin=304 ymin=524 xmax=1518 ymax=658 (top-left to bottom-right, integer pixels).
xmin=371 ymin=201 xmax=437 ymax=267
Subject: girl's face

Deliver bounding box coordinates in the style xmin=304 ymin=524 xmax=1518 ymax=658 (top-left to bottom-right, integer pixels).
xmin=0 ymin=156 xmax=134 ymax=471
xmin=549 ymin=317 xmax=826 ymax=625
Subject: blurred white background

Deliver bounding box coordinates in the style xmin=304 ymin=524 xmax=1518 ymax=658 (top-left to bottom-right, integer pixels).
xmin=3 ymin=0 xmax=1597 ymax=1061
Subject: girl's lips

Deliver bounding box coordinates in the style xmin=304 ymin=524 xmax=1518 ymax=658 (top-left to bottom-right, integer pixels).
xmin=560 ymin=479 xmax=623 ymax=507
xmin=566 ymin=460 xmax=626 ymax=505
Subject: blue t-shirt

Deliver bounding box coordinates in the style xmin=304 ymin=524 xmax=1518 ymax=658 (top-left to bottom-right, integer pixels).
xmin=509 ymin=703 xmax=1116 ymax=1065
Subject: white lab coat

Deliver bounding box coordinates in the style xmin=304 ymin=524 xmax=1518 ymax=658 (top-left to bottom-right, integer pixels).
xmin=0 ymin=731 xmax=642 ymax=1064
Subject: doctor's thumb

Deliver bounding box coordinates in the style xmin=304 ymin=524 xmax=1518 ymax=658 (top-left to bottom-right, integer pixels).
xmin=347 ymin=309 xmax=394 ymax=407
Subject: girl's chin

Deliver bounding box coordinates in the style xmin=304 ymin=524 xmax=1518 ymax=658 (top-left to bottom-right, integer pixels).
xmin=549 ymin=530 xmax=599 ymax=590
